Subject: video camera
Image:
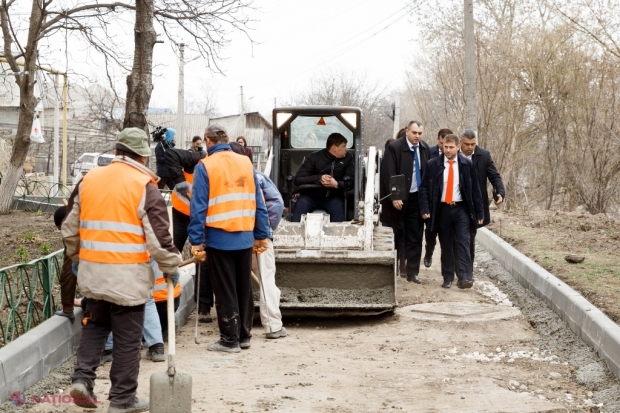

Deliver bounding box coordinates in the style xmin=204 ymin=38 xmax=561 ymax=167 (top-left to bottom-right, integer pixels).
xmin=151 ymin=126 xmax=168 ymax=143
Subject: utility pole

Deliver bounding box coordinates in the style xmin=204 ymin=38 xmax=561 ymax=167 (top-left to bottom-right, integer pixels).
xmin=176 ymin=43 xmax=186 ymax=149
xmin=53 ymin=74 xmax=60 ymax=184
xmin=392 ymin=94 xmax=401 ymax=138
xmin=464 ymin=0 xmax=479 ymax=133
xmin=240 ymin=86 xmax=246 ymax=136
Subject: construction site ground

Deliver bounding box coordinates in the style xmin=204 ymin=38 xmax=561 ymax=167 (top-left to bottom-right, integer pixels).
xmin=3 ymin=240 xmax=618 ymax=412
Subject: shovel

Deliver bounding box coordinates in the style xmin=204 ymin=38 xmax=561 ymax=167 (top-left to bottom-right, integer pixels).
xmin=150 ymin=275 xmax=192 ymax=412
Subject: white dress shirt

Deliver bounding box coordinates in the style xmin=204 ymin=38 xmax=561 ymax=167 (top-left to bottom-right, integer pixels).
xmin=409 ymin=143 xmax=421 ymax=193
xmin=441 ymin=156 xmax=462 ymax=203
xmin=464 ymin=148 xmax=474 ymax=160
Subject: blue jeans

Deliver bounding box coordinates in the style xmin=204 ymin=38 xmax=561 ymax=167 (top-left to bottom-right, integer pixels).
xmin=292 ymin=195 xmax=345 ymax=222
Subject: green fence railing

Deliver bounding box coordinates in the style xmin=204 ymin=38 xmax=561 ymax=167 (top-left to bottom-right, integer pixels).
xmin=0 ymin=249 xmax=63 ymax=348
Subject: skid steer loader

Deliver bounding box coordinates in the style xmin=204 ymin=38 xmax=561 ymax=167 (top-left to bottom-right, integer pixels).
xmin=264 ymin=106 xmax=397 ymax=315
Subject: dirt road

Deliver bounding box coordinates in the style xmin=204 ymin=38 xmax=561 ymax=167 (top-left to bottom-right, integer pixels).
xmin=14 ymin=244 xmax=620 ymax=412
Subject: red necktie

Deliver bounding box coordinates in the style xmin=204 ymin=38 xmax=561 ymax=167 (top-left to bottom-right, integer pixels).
xmin=445 ymin=160 xmax=455 ymax=204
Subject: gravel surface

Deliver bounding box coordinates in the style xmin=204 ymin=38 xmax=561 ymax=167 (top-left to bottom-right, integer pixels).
xmin=476 ymin=246 xmax=620 ymax=412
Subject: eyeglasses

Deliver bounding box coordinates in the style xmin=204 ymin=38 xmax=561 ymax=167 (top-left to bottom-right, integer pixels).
xmin=409 ymin=131 xmax=423 ymax=136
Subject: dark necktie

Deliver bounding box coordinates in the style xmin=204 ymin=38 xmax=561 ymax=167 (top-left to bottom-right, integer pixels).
xmin=413 ymin=146 xmax=422 ymax=189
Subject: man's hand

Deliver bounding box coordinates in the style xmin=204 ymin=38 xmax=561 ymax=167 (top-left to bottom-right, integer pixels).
xmin=253 ymin=239 xmax=269 ymax=255
xmin=321 ymin=175 xmax=337 ymax=188
xmin=422 ymin=213 xmax=430 ymax=219
xmin=494 ymin=194 xmax=503 ymax=205
xmin=392 ymin=200 xmax=403 ymax=210
xmin=478 ymin=219 xmax=484 ymax=225
xmin=55 ymin=310 xmax=75 ymax=324
xmin=191 ymin=245 xmax=207 ymax=262
xmin=175 ymin=181 xmax=190 ymax=199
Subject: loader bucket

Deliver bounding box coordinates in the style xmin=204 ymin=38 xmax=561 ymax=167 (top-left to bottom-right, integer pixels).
xmin=276 ymin=250 xmax=396 ymax=314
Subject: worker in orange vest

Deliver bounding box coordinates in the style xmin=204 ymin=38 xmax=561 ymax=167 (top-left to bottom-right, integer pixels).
xmin=62 ymin=127 xmax=182 ymax=412
xmin=189 ymin=124 xmax=270 ymax=353
xmin=165 ymin=147 xmax=214 ymax=323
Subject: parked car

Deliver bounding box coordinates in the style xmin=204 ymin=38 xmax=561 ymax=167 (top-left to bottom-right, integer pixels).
xmin=71 ymin=152 xmax=115 ymax=177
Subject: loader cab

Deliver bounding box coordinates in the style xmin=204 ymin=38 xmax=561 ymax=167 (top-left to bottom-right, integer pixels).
xmin=271 ymin=106 xmax=362 ymax=221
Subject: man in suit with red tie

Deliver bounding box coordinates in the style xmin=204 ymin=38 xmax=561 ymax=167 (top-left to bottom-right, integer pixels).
xmin=419 ymin=134 xmax=484 ymax=289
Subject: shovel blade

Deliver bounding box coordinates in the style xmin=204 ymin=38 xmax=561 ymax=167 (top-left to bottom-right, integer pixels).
xmin=150 ymin=371 xmax=192 ymax=413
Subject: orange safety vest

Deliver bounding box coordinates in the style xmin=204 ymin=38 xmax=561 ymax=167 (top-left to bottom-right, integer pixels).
xmin=152 ymin=272 xmax=181 ymax=302
xmin=171 ymin=170 xmax=193 ymax=216
xmin=201 ymin=151 xmax=256 ymax=232
xmin=79 ymin=162 xmax=153 ymax=264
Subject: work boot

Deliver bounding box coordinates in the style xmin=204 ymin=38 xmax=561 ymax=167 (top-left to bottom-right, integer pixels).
xmin=399 ymin=258 xmax=407 ymax=277
xmin=146 ymin=343 xmax=165 ymax=362
xmin=100 ymin=349 xmax=113 ymax=365
xmin=240 ymin=338 xmax=251 ymax=349
xmin=266 ymin=327 xmax=287 ymax=339
xmin=198 ymin=310 xmax=213 ymax=323
xmin=107 ymin=397 xmax=149 ymax=413
xmin=207 ymin=341 xmax=241 ymax=353
xmin=69 ymin=380 xmax=98 ymax=408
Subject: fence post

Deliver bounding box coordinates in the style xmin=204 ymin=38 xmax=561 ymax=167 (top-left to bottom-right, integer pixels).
xmin=41 ymin=258 xmax=53 ymax=319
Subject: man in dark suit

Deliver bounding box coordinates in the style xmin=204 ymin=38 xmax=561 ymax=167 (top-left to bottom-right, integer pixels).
xmin=424 ymin=128 xmax=453 ymax=268
xmin=380 ymin=120 xmax=431 ymax=283
xmin=460 ymin=129 xmax=505 ymax=271
xmin=419 ymin=134 xmax=484 ymax=289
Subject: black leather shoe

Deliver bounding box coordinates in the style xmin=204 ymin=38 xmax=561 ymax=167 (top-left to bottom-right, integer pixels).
xmin=407 ymin=275 xmax=421 ymax=284
xmin=424 ymin=255 xmax=432 ymax=268
xmin=457 ymin=280 xmax=464 ymax=289
xmin=461 ymin=279 xmax=474 ymax=289
xmin=441 ymin=281 xmax=452 ymax=289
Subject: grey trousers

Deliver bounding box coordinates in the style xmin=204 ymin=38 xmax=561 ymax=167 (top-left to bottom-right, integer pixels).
xmin=71 ymin=299 xmax=145 ymax=408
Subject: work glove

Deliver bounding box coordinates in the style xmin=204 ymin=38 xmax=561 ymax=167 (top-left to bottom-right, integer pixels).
xmin=175 ymin=181 xmax=190 ymax=199
xmin=252 ymin=239 xmax=269 ymax=255
xmin=163 ymin=271 xmax=180 ymax=286
xmin=55 ymin=310 xmax=75 ymax=324
xmin=191 ymin=245 xmax=207 ymax=262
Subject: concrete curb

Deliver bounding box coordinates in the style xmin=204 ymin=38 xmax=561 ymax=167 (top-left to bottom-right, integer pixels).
xmin=477 ymin=227 xmax=620 ymax=381
xmin=0 ymin=265 xmax=196 ymax=403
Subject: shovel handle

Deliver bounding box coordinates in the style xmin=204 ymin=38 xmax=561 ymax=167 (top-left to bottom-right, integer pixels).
xmin=167 ymin=276 xmax=176 ymax=376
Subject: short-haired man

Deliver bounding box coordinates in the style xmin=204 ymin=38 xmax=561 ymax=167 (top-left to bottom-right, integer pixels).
xmin=459 ymin=129 xmax=505 ymax=272
xmin=380 ymin=121 xmax=431 ymax=284
xmin=419 ymin=134 xmax=484 ymax=289
xmin=189 ymin=124 xmax=270 ymax=353
xmin=424 ymin=128 xmax=453 ymax=268
xmin=63 ymin=127 xmax=182 ymax=411
xmin=292 ymin=132 xmax=354 ymax=222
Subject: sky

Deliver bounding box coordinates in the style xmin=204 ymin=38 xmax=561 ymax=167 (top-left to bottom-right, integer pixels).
xmin=6 ymin=0 xmax=423 ymax=120
xmin=148 ymin=0 xmax=421 ymax=119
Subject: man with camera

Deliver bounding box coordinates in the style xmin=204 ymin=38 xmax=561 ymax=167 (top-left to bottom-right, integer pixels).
xmin=153 ymin=126 xmax=177 ymax=190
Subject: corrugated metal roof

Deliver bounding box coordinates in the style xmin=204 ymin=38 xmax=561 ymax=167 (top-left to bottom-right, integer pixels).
xmin=147 ymin=113 xmax=210 ymax=146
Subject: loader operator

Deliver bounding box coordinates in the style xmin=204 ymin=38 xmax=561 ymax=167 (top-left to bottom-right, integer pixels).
xmin=62 ymin=127 xmax=182 ymax=412
xmin=188 ymin=124 xmax=270 ymax=353
xmin=292 ymin=132 xmax=354 ymax=222
xmin=165 ymin=146 xmax=215 ymax=323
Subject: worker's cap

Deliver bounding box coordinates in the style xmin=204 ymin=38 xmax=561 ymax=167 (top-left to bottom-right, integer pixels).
xmin=115 ymin=127 xmax=151 ymax=157
xmin=205 ymin=124 xmax=228 ymax=139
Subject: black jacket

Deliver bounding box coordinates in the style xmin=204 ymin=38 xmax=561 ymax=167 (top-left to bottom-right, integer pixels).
xmin=164 ymin=148 xmax=206 ymax=184
xmin=419 ymin=153 xmax=485 ymax=232
xmin=470 ymin=147 xmax=505 ymax=226
xmin=380 ymin=138 xmax=431 ymax=227
xmin=294 ymin=149 xmax=354 ymax=199
xmin=155 ymin=141 xmax=175 ymax=178
xmin=429 ymin=144 xmax=441 ymax=159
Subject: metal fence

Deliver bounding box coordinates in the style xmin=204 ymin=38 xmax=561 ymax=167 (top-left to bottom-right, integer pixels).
xmin=12 ymin=177 xmax=73 ymax=213
xmin=0 ymin=249 xmax=63 ymax=348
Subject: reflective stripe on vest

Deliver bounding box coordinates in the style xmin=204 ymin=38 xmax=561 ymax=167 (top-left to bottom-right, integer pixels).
xmin=202 ymin=151 xmax=256 ymax=232
xmin=79 ymin=162 xmax=151 ymax=264
xmin=152 ymin=275 xmax=181 ymax=302
xmin=171 ymin=170 xmax=193 ymax=216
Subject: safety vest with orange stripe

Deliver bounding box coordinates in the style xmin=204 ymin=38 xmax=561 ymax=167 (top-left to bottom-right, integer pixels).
xmin=171 ymin=170 xmax=193 ymax=216
xmin=79 ymin=162 xmax=153 ymax=264
xmin=152 ymin=272 xmax=181 ymax=302
xmin=201 ymin=151 xmax=256 ymax=232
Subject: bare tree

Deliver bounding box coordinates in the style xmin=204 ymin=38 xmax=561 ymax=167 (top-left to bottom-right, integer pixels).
xmin=0 ymin=0 xmax=252 ymax=214
xmin=293 ymin=71 xmax=393 ymax=150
